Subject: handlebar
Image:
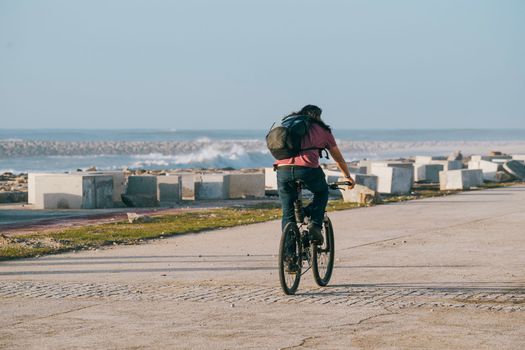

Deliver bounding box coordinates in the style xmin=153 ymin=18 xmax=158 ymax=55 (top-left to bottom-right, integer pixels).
xmin=328 ymin=181 xmax=355 ymax=190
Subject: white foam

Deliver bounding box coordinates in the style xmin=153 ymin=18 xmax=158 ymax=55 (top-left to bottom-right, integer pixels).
xmin=2 ymin=138 xmax=525 ymax=172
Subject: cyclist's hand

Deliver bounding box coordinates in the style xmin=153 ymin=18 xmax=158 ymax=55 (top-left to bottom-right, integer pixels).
xmin=345 ymin=176 xmax=355 ymax=189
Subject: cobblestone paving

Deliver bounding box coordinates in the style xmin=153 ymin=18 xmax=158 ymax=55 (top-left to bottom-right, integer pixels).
xmin=1 ymin=280 xmax=523 ymax=312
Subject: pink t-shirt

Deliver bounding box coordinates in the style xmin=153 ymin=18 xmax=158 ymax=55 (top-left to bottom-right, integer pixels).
xmin=275 ymin=123 xmax=337 ymax=168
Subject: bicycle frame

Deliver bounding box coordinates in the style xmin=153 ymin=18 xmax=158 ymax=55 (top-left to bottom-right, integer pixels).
xmin=278 ymin=179 xmax=351 ymax=294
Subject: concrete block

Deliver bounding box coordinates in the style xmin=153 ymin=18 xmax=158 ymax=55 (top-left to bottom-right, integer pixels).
xmin=324 ymin=171 xmax=377 ymax=195
xmin=359 ymin=160 xmax=410 ymax=175
xmin=323 ymin=170 xmax=344 ymax=198
xmin=354 ymin=174 xmax=378 ymax=192
xmin=157 ymin=175 xmax=181 ymax=203
xmin=370 ymin=161 xmax=414 ymax=171
xmin=441 ymin=160 xmax=463 ymax=171
xmin=414 ymin=156 xmax=446 ymax=164
xmin=179 ymin=174 xmax=195 ymax=200
xmin=358 ymin=160 xmax=373 ymax=174
xmin=28 ymin=173 xmax=64 ymax=204
xmin=470 ymin=155 xmax=487 ymax=162
xmin=82 ymin=175 xmax=113 ymax=209
xmin=225 ymin=173 xmax=265 ymax=199
xmin=468 ymin=160 xmax=499 ymax=182
xmin=512 ymin=155 xmax=525 ymax=162
xmin=503 ymin=160 xmax=525 ymax=180
xmin=123 ymin=176 xmax=158 ymax=207
xmin=325 ymin=169 xmax=370 ymax=183
xmin=324 ymin=170 xmax=343 ymax=183
xmin=325 ymin=163 xmax=366 ymax=174
xmin=471 ymin=155 xmax=511 ymax=162
xmin=492 ymin=158 xmax=512 ymax=164
xmin=36 ymin=175 xmax=83 ymax=209
xmin=195 ymin=174 xmax=227 ymax=200
xmin=426 ymin=160 xmax=463 ymax=171
xmin=349 ymin=166 xmax=367 ymax=174
xmin=32 ymin=174 xmax=114 ymax=209
xmin=370 ymin=162 xmax=414 ymax=188
xmin=88 ymin=171 xmax=125 ymax=205
xmin=414 ymin=164 xmax=444 ymax=183
xmin=264 ymin=168 xmax=277 ymax=190
xmin=371 ymin=166 xmax=413 ymax=194
xmin=126 ymin=176 xmax=157 ymax=195
xmin=439 ymin=169 xmax=483 ymax=190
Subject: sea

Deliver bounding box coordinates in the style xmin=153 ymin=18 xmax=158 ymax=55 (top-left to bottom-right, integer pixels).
xmin=1 ymin=129 xmax=525 ymax=174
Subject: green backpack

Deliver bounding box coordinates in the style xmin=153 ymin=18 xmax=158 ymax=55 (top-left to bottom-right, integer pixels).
xmin=266 ymin=115 xmax=326 ymax=160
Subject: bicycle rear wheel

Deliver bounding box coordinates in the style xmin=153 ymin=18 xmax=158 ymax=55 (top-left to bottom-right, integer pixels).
xmin=278 ymin=222 xmax=302 ymax=295
xmin=311 ymin=216 xmax=335 ymax=286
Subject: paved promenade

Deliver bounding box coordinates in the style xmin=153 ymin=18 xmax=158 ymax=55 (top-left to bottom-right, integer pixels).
xmin=1 ymin=186 xmax=524 ymax=349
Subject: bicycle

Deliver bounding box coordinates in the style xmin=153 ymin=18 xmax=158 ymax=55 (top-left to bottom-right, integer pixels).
xmin=278 ymin=180 xmax=352 ymax=295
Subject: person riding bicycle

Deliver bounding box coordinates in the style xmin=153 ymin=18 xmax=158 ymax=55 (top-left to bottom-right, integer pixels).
xmin=275 ymin=105 xmax=355 ymax=245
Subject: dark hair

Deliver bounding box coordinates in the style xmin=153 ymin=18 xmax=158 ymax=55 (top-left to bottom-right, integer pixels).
xmin=299 ymin=105 xmax=322 ymax=119
xmin=285 ymin=104 xmax=331 ymax=131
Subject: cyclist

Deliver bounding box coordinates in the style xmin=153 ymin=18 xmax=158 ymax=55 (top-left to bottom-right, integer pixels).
xmin=275 ymin=105 xmax=355 ymax=246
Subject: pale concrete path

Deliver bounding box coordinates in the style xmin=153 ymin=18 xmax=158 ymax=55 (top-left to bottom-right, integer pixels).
xmin=1 ymin=186 xmax=525 ymax=349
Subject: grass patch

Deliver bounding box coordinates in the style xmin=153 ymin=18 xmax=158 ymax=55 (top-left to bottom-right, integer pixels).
xmin=0 ymin=245 xmax=59 ymax=260
xmin=0 ymin=208 xmax=280 ymax=261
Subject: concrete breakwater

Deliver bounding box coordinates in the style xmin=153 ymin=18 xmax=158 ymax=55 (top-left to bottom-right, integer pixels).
xmin=0 ymin=140 xmax=263 ymax=157
xmin=2 ymin=139 xmax=525 ymax=159
xmin=2 ymin=151 xmax=525 ymax=207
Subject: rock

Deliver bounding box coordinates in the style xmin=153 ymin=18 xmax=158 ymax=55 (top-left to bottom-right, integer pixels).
xmin=502 ymin=160 xmax=525 ymax=180
xmin=489 ymin=151 xmax=504 ymax=156
xmin=447 ymin=151 xmax=463 ymax=161
xmin=341 ymin=184 xmax=378 ymax=205
xmin=127 ymin=212 xmax=154 ymax=224
xmin=15 ymin=176 xmax=27 ymax=184
xmin=0 ymin=191 xmax=28 ymax=203
xmin=86 ymin=166 xmax=97 ymax=172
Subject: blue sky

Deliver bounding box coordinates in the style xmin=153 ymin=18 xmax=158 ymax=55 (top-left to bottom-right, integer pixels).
xmin=0 ymin=0 xmax=524 ymax=129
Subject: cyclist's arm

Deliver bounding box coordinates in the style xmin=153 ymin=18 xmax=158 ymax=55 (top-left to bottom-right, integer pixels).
xmin=328 ymin=146 xmax=355 ymax=185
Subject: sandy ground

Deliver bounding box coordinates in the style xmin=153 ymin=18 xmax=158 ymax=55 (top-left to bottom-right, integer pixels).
xmin=0 ymin=186 xmax=524 ymax=349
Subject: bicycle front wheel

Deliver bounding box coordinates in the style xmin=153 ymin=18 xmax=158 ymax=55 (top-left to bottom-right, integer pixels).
xmin=278 ymin=222 xmax=302 ymax=295
xmin=311 ymin=216 xmax=335 ymax=286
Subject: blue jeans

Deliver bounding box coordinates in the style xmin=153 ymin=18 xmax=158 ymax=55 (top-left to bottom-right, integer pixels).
xmin=277 ymin=166 xmax=328 ymax=230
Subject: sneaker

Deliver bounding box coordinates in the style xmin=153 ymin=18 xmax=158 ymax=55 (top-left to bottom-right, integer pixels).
xmin=308 ymin=223 xmax=324 ymax=245
xmin=284 ymin=258 xmax=299 ymax=274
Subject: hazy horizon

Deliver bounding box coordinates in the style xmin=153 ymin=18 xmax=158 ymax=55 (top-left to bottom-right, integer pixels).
xmin=2 ymin=127 xmax=525 ymax=131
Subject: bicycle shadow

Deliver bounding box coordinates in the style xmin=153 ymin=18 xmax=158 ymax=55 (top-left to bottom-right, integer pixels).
xmin=298 ymin=281 xmax=525 ymax=297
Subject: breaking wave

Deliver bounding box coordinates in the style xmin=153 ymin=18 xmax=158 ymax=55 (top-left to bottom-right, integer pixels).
xmin=1 ymin=139 xmax=525 ymax=173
